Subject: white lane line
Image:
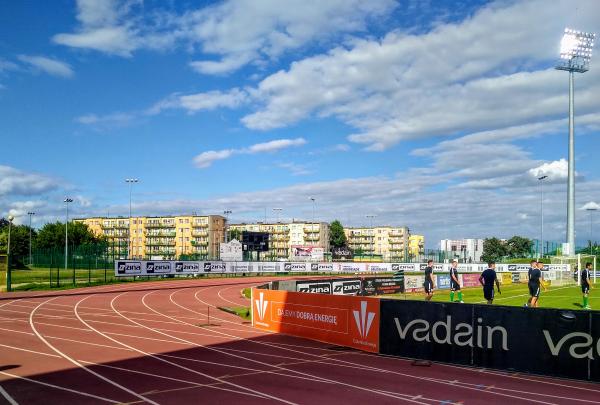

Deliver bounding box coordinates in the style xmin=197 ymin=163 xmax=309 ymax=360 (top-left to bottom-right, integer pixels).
xmin=0 ymin=384 xmax=18 ymax=405
xmin=217 ymin=286 xmax=247 ymax=306
xmin=45 ymin=335 xmax=131 ymax=351
xmin=75 ymin=294 xmax=291 ymax=404
xmin=143 ymin=290 xmax=427 ymax=404
xmin=77 ymin=360 xmax=266 ymax=400
xmin=0 ymin=342 xmax=61 ymax=358
xmin=0 ymin=371 xmax=117 ymax=403
xmin=28 ymin=296 xmax=158 ymax=405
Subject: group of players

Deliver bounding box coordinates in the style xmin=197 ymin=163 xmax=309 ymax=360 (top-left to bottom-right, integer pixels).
xmin=421 ymin=258 xmax=594 ymax=309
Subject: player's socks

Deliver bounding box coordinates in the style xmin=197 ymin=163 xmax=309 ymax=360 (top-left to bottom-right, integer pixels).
xmin=450 ymin=291 xmax=455 ymax=302
xmin=583 ymin=296 xmax=588 ymax=308
xmin=458 ymin=291 xmax=463 ymax=302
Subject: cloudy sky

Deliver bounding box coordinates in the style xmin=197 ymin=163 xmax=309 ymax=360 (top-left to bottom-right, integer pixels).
xmin=1 ymin=0 xmax=599 ymax=248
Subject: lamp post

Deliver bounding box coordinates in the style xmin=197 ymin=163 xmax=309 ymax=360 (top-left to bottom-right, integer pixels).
xmin=125 ymin=178 xmax=138 ymax=259
xmin=310 ymin=197 xmax=316 ymax=244
xmin=273 ymin=208 xmax=282 ymax=223
xmin=587 ymin=206 xmax=598 ymax=255
xmin=556 ymin=28 xmax=596 ymax=256
xmin=366 ymin=214 xmax=376 ymax=257
xmin=27 ymin=211 xmax=35 ymax=266
xmin=64 ymin=198 xmax=73 ymax=276
xmin=538 ymin=175 xmax=547 ymax=258
xmin=6 ymin=215 xmax=14 ymax=291
xmin=223 ymin=210 xmax=232 ymax=243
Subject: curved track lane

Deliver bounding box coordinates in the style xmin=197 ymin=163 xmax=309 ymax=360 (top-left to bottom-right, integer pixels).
xmin=0 ymin=276 xmax=599 ymax=404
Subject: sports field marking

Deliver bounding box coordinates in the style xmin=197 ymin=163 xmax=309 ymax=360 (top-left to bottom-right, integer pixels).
xmin=0 ymin=384 xmax=18 ymax=405
xmin=0 ymin=370 xmax=117 ymax=403
xmin=76 ymin=294 xmax=296 ymax=405
xmin=29 ymin=297 xmax=160 ymax=405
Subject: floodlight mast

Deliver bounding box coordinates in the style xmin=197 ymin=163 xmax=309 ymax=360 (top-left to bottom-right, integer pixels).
xmin=555 ymin=28 xmax=595 ymax=256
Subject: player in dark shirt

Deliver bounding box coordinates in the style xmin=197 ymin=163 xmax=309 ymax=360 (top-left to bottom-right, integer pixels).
xmin=582 ymin=262 xmax=593 ymax=310
xmin=528 ymin=261 xmax=547 ymax=307
xmin=479 ymin=262 xmax=501 ymax=304
xmin=424 ymin=259 xmax=435 ymax=301
xmin=449 ymin=259 xmax=463 ymax=303
xmin=525 ymin=260 xmax=537 ymax=307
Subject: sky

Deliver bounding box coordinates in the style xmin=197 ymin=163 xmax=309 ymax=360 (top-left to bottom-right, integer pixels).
xmin=1 ymin=0 xmax=599 ymax=249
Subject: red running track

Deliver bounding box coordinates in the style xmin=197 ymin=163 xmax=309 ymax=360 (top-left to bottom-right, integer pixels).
xmin=0 ymin=276 xmax=598 ymax=404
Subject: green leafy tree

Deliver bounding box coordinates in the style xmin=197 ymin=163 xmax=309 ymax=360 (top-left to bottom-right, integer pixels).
xmin=228 ymin=228 xmax=242 ymax=242
xmin=506 ymin=235 xmax=533 ymax=258
xmin=329 ymin=220 xmax=347 ymax=248
xmin=34 ymin=221 xmax=100 ymax=250
xmin=0 ymin=221 xmax=36 ymax=267
xmin=481 ymin=237 xmax=508 ymax=263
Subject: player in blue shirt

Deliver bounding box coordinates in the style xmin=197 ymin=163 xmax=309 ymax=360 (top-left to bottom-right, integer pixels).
xmin=582 ymin=262 xmax=593 ymax=310
xmin=423 ymin=259 xmax=435 ymax=301
xmin=479 ymin=261 xmax=501 ymax=304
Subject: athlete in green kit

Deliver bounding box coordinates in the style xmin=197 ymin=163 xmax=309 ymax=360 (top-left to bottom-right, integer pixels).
xmin=449 ymin=259 xmax=463 ymax=302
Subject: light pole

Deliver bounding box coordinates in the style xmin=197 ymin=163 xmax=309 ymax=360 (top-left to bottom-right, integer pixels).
xmin=27 ymin=211 xmax=35 ymax=266
xmin=6 ymin=215 xmax=14 ymax=291
xmin=64 ymin=198 xmax=73 ymax=275
xmin=538 ymin=175 xmax=547 ymax=258
xmin=587 ymin=206 xmax=598 ymax=255
xmin=273 ymin=208 xmax=282 ymax=223
xmin=223 ymin=210 xmax=232 ymax=243
xmin=556 ymin=28 xmax=595 ymax=255
xmin=310 ymin=197 xmax=316 ymax=244
xmin=125 ymin=178 xmax=138 ymax=259
xmin=366 ymin=214 xmax=376 ymax=257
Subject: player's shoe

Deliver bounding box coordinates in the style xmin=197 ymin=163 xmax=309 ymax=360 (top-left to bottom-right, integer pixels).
xmin=523 ymin=304 xmax=528 ymax=307
xmin=584 ymin=305 xmax=592 ymax=310
xmin=459 ymin=301 xmax=464 ymax=303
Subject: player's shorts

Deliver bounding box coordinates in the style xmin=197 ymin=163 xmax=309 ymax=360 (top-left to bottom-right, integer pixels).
xmin=582 ymin=284 xmax=590 ymax=294
xmin=483 ymin=286 xmax=494 ymax=301
xmin=528 ymin=282 xmax=541 ymax=298
xmin=424 ymin=281 xmax=434 ymax=294
xmin=450 ymin=281 xmax=461 ymax=291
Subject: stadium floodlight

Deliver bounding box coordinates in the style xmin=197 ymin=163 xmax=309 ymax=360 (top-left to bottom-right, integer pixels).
xmin=125 ymin=178 xmax=139 ymax=258
xmin=555 ymin=28 xmax=596 ymax=256
xmin=64 ymin=198 xmax=73 ymax=273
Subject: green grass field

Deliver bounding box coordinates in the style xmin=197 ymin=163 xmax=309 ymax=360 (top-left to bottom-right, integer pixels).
xmin=387 ymin=282 xmax=597 ymax=310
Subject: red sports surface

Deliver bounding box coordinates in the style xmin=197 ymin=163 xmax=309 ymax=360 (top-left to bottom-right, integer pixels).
xmin=0 ymin=277 xmax=598 ymax=404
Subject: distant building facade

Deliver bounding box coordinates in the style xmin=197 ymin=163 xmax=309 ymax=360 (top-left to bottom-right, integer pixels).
xmin=440 ymin=238 xmax=484 ymax=263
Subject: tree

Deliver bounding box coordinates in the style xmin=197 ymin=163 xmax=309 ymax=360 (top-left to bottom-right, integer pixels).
xmin=329 ymin=220 xmax=347 ymax=248
xmin=506 ymin=236 xmax=533 ymax=258
xmin=0 ymin=221 xmax=36 ymax=268
xmin=34 ymin=221 xmax=101 ymax=250
xmin=481 ymin=238 xmax=508 ymax=263
xmin=228 ymin=228 xmax=242 ymax=242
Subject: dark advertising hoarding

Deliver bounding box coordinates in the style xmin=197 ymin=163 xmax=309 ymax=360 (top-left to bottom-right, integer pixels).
xmin=360 ymin=276 xmax=404 ymax=296
xmin=379 ymin=300 xmax=599 ymax=381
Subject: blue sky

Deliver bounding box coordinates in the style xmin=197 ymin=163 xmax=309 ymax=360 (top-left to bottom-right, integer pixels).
xmin=1 ymin=0 xmax=599 ymax=248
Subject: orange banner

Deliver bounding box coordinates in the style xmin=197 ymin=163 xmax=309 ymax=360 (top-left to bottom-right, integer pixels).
xmin=252 ymin=288 xmax=379 ymax=352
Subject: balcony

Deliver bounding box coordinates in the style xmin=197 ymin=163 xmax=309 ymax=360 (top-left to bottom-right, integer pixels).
xmin=272 ymin=228 xmax=290 ymax=234
xmin=102 ymin=223 xmax=129 ymax=229
xmin=270 ymin=234 xmax=290 ymax=241
xmin=149 ymin=249 xmax=175 ymax=256
xmin=303 ymin=226 xmax=320 ymax=233
xmin=389 ymin=231 xmax=405 ymax=237
xmin=146 ymin=230 xmax=176 ymax=237
xmin=192 ymin=223 xmax=209 ymax=229
xmin=145 ymin=222 xmax=174 ymax=228
xmin=145 ymin=240 xmax=176 ymax=247
xmin=304 ymin=235 xmax=320 ymax=242
xmin=192 ymin=230 xmax=209 ymax=237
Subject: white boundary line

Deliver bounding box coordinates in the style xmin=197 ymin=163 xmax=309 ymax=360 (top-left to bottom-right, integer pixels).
xmin=0 ymin=384 xmax=18 ymax=405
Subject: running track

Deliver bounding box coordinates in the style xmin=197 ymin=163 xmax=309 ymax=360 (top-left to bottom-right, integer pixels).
xmin=0 ymin=276 xmax=598 ymax=404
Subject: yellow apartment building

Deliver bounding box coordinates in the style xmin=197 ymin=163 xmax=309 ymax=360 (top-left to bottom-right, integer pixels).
xmin=75 ymin=215 xmax=225 ymax=259
xmin=229 ymin=221 xmax=330 ymax=260
xmin=344 ymin=226 xmax=410 ymax=260
xmin=408 ymin=235 xmax=425 ymax=258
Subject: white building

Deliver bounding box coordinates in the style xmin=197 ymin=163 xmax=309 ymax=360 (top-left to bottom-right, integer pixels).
xmin=440 ymin=239 xmax=484 ymax=263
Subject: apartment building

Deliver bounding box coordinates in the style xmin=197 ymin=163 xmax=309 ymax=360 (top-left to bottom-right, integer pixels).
xmin=76 ymin=215 xmax=226 ymax=259
xmin=440 ymin=238 xmax=484 ymax=263
xmin=344 ymin=226 xmax=410 ymax=260
xmin=229 ymin=221 xmax=330 ymax=260
xmin=408 ymin=235 xmax=425 ymax=257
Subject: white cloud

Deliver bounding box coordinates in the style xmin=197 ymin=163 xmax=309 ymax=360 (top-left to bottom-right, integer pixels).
xmin=149 ymin=88 xmax=249 ymax=115
xmin=0 ymin=58 xmax=18 ymax=74
xmin=0 ymin=166 xmax=62 ymax=197
xmin=193 ymin=138 xmax=306 ymax=168
xmin=53 ymin=0 xmax=395 ymax=73
xmin=529 ymin=159 xmax=569 ymax=181
xmin=75 ymin=112 xmax=136 ymax=128
xmin=17 ymin=55 xmax=74 ymax=78
xmin=277 ymin=162 xmax=312 ymax=176
xmin=240 ymin=0 xmax=600 ymax=150
xmin=581 ymin=201 xmax=600 ymax=211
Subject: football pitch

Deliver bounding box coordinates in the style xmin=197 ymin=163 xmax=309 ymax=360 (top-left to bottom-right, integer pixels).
xmin=387 ymin=282 xmax=597 ymax=310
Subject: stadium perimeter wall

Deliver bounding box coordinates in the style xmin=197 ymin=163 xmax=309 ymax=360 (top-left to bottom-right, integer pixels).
xmin=252 ymin=275 xmax=599 ymax=382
